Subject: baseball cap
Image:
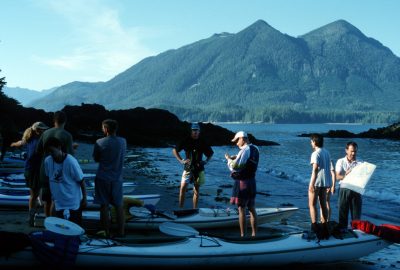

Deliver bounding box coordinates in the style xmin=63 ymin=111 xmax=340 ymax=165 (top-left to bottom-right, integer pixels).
xmin=231 ymin=131 xmax=248 ymax=142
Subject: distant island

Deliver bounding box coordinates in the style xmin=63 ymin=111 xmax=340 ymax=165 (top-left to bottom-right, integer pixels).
xmin=298 ymin=122 xmax=400 ymax=140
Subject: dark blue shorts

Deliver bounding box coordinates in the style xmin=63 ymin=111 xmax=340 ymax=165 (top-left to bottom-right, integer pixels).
xmin=230 ymin=178 xmax=256 ymax=208
xmin=94 ymin=177 xmax=123 ymax=207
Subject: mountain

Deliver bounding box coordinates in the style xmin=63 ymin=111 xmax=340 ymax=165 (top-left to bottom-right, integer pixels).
xmin=29 ymin=20 xmax=400 ymax=123
xmin=3 ymin=86 xmax=55 ymax=106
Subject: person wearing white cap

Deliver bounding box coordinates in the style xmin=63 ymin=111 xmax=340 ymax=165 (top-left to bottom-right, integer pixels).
xmin=173 ymin=122 xmax=214 ymax=209
xmin=10 ymin=121 xmax=49 ymax=226
xmin=225 ymin=131 xmax=259 ymax=237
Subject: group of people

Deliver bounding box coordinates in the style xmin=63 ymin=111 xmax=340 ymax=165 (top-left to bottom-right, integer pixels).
xmin=308 ymin=133 xmax=363 ymax=239
xmin=173 ymin=126 xmax=364 ymax=238
xmin=9 ymin=112 xmax=126 ymax=238
xmin=7 ymin=116 xmax=363 ymax=238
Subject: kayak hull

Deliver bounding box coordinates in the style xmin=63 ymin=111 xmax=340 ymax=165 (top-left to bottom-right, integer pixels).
xmin=0 ymin=229 xmax=390 ymax=267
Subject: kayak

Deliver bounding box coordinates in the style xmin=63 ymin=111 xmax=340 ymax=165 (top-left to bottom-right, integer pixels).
xmin=0 ymin=182 xmax=137 ymax=196
xmin=34 ymin=207 xmax=299 ymax=231
xmin=0 ymin=167 xmax=25 ymax=175
xmin=0 ymin=219 xmax=391 ymax=268
xmin=0 ymin=192 xmax=160 ymax=208
xmin=0 ymin=173 xmax=136 ymax=191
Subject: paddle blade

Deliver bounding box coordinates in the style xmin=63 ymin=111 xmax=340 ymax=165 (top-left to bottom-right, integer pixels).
xmin=44 ymin=217 xmax=85 ymax=236
xmin=159 ymin=222 xmax=199 ymax=237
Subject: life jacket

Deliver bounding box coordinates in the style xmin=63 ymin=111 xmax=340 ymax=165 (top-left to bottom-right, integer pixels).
xmin=231 ymin=145 xmax=259 ymax=180
xmin=351 ymin=220 xmax=400 ymax=243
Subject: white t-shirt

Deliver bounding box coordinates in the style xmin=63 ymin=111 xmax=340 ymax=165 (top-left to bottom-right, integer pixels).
xmin=45 ymin=154 xmax=84 ymax=211
xmin=335 ymin=157 xmax=363 ymax=186
xmin=310 ymin=148 xmax=334 ymax=187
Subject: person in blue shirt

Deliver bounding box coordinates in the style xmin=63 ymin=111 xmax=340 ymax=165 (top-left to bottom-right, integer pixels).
xmin=10 ymin=121 xmax=49 ymax=226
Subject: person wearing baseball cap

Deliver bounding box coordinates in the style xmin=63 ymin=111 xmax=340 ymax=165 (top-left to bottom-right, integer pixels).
xmin=173 ymin=122 xmax=214 ymax=209
xmin=10 ymin=121 xmax=49 ymax=226
xmin=225 ymin=130 xmax=259 ymax=237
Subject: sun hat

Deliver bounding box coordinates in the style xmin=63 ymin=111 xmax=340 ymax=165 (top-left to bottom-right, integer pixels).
xmin=231 ymin=131 xmax=248 ymax=142
xmin=31 ymin=122 xmax=49 ymax=131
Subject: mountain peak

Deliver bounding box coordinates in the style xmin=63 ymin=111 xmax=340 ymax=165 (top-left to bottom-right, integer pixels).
xmin=302 ymin=19 xmax=365 ymax=39
xmin=245 ymin=19 xmax=276 ymax=32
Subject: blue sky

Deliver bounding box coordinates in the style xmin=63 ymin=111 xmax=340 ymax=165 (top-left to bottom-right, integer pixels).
xmin=1 ymin=0 xmax=399 ymax=91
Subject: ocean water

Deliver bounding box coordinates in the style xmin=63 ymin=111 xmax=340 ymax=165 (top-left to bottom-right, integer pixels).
xmin=138 ymin=123 xmax=399 ymax=269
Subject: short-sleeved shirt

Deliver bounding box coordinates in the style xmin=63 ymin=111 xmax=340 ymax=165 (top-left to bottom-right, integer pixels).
xmin=37 ymin=127 xmax=74 ymax=187
xmin=93 ymin=135 xmax=127 ymax=182
xmin=25 ymin=137 xmax=40 ymax=171
xmin=174 ymin=137 xmax=214 ymax=173
xmin=310 ymin=148 xmax=334 ymax=187
xmin=45 ymin=154 xmax=84 ymax=211
xmin=335 ymin=157 xmax=363 ymax=186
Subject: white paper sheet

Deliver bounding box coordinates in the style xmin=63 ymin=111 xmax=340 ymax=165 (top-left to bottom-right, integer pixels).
xmin=340 ymin=162 xmax=376 ymax=195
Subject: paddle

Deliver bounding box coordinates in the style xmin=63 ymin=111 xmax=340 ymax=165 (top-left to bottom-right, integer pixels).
xmin=159 ymin=222 xmax=200 ymax=237
xmin=129 ymin=205 xmax=177 ymax=220
xmin=44 ymin=217 xmax=85 ymax=236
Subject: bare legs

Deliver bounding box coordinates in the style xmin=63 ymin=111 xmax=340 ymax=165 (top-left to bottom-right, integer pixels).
xmin=44 ymin=201 xmax=53 ymax=217
xmin=193 ymin=183 xmax=199 ymax=209
xmin=309 ymin=187 xmax=328 ymax=224
xmin=179 ymin=182 xmax=200 ymax=209
xmin=320 ymin=189 xmax=331 ymax=222
xmin=100 ymin=205 xmax=111 ymax=237
xmin=238 ymin=206 xmax=258 ymax=237
xmin=100 ymin=204 xmax=125 ymax=237
xmin=179 ymin=182 xmax=187 ymax=208
xmin=28 ymin=189 xmax=40 ymax=211
xmin=115 ymin=205 xmax=125 ymax=237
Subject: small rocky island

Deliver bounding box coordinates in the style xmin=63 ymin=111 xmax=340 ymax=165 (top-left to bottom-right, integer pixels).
xmin=298 ymin=122 xmax=400 ymax=140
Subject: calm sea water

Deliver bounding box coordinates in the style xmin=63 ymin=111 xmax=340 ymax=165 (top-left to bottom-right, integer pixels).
xmin=139 ymin=123 xmax=399 ymax=269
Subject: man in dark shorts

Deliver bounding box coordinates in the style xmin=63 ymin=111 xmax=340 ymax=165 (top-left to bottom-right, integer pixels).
xmin=173 ymin=122 xmax=213 ymax=209
xmin=225 ymin=131 xmax=259 ymax=237
xmin=93 ymin=119 xmax=127 ymax=237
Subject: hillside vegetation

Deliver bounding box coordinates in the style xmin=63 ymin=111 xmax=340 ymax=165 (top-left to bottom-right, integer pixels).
xmin=27 ymin=20 xmax=400 ymax=123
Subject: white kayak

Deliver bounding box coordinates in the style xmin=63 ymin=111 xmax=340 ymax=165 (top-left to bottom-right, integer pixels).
xmin=0 ymin=173 xmax=136 ymax=192
xmin=34 ymin=207 xmax=298 ymax=230
xmin=0 ymin=219 xmax=391 ymax=268
xmin=125 ymin=206 xmax=298 ymax=230
xmin=0 ymin=193 xmax=160 ymax=208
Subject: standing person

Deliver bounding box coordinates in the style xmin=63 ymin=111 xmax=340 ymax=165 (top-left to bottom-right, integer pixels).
xmin=36 ymin=111 xmax=75 ymax=217
xmin=93 ymin=119 xmax=127 ymax=238
xmin=320 ymin=159 xmax=336 ymax=223
xmin=335 ymin=141 xmax=363 ymax=230
xmin=173 ymin=122 xmax=213 ymax=209
xmin=10 ymin=122 xmax=49 ymax=226
xmin=308 ymin=133 xmax=335 ymax=239
xmin=44 ymin=137 xmax=87 ymax=225
xmin=224 ymin=131 xmax=259 ymax=237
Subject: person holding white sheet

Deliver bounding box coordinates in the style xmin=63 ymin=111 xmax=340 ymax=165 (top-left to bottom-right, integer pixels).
xmin=335 ymin=141 xmax=363 ymax=230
